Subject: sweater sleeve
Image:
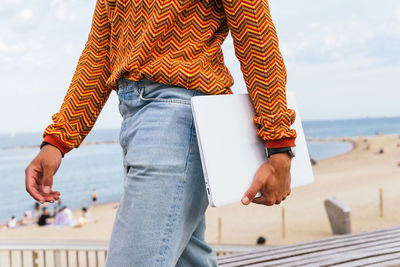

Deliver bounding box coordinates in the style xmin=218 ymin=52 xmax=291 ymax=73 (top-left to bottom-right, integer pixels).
xmin=222 ymin=0 xmax=296 ymax=148
xmin=43 ymin=0 xmax=112 ymax=155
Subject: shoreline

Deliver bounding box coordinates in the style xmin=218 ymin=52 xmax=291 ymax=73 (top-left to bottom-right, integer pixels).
xmin=0 ymin=136 xmax=355 ymax=225
xmin=0 ymin=140 xmax=119 ymax=151
xmin=1 ymin=134 xmax=400 ymax=246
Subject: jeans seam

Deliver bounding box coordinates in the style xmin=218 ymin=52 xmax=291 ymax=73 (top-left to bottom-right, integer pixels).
xmin=156 ymin=117 xmax=194 ymax=266
xmin=182 ymin=116 xmax=195 ymax=182
xmin=156 ymin=181 xmax=186 ymax=266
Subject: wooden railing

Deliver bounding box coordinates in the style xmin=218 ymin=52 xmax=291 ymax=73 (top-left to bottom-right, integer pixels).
xmin=0 ymin=243 xmax=107 ymax=267
xmin=0 ymin=242 xmax=263 ymax=267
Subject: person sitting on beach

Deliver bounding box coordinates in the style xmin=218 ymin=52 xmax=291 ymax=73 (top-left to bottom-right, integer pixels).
xmin=64 ymin=206 xmax=73 ymax=223
xmin=7 ymin=216 xmax=17 ymax=229
xmin=256 ymin=236 xmax=266 ymax=245
xmin=20 ymin=211 xmax=34 ymax=226
xmin=81 ymin=207 xmax=91 ymax=222
xmin=75 ymin=207 xmax=92 ymax=228
xmin=37 ymin=209 xmax=51 ymax=227
xmin=54 ymin=206 xmax=69 ymax=226
xmin=54 ymin=206 xmax=74 ymax=226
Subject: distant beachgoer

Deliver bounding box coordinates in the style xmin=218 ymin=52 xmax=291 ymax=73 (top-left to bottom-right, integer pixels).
xmin=7 ymin=216 xmax=17 ymax=228
xmin=81 ymin=207 xmax=91 ymax=221
xmin=92 ymin=190 xmax=97 ymax=207
xmin=51 ymin=199 xmax=63 ymax=216
xmin=75 ymin=207 xmax=92 ymax=228
xmin=52 ymin=205 xmax=58 ymax=217
xmin=256 ymin=236 xmax=266 ymax=245
xmin=56 ymin=199 xmax=62 ymax=209
xmin=21 ymin=210 xmax=33 ymax=225
xmin=54 ymin=206 xmax=68 ymax=226
xmin=310 ymin=156 xmax=317 ymax=166
xmin=397 ymin=161 xmax=400 ymax=167
xmin=34 ymin=202 xmax=41 ymax=218
xmin=25 ymin=0 xmax=296 ymax=265
xmin=37 ymin=209 xmax=51 ymax=226
xmin=62 ymin=206 xmax=73 ymax=225
xmin=379 ymin=149 xmax=384 ymax=154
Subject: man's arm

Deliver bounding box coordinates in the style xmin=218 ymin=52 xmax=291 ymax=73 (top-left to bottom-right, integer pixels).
xmin=25 ymin=0 xmax=111 ymax=203
xmin=222 ymin=0 xmax=296 ymax=148
xmin=43 ymin=0 xmax=112 ymax=155
xmin=221 ymin=0 xmax=295 ymax=205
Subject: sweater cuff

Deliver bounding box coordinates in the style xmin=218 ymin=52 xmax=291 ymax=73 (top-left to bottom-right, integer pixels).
xmin=266 ymin=138 xmax=296 ymax=148
xmin=42 ymin=135 xmax=73 ymax=156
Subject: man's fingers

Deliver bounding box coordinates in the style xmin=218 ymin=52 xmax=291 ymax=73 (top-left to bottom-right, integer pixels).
xmin=252 ymin=193 xmax=289 ymax=206
xmin=242 ymin=178 xmax=264 ymax=205
xmin=25 ymin=165 xmax=45 ymax=202
xmin=25 ymin=161 xmax=59 ymax=203
xmin=41 ymin=162 xmax=55 ymax=195
xmin=252 ymin=195 xmax=276 ymax=206
xmin=25 ymin=146 xmax=63 ymax=203
xmin=27 ymin=187 xmax=45 ymax=202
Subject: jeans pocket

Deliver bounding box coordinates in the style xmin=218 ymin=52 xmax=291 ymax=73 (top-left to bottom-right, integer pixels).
xmin=138 ymin=87 xmax=191 ymax=105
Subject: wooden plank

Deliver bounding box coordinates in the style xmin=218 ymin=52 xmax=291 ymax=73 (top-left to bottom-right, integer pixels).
xmin=364 ymin=258 xmax=400 ymax=267
xmin=335 ymin=252 xmax=400 ymax=267
xmin=303 ymin=247 xmax=400 ymax=267
xmin=218 ymin=229 xmax=400 ymax=265
xmin=218 ymin=227 xmax=400 ymax=261
xmin=219 ymin=227 xmax=400 ymax=259
xmin=281 ymin=242 xmax=400 ymax=267
xmin=218 ymin=243 xmax=400 ymax=267
xmin=241 ymin=239 xmax=400 ymax=267
xmin=218 ymin=227 xmax=400 ymax=263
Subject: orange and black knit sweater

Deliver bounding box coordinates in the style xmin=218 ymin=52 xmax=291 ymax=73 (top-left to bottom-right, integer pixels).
xmin=43 ymin=0 xmax=297 ymax=155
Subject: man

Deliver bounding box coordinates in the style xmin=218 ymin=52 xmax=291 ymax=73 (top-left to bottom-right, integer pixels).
xmin=25 ymin=0 xmax=296 ymax=265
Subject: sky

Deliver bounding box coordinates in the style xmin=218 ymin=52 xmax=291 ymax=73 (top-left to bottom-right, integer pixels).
xmin=1 ymin=0 xmax=400 ymax=134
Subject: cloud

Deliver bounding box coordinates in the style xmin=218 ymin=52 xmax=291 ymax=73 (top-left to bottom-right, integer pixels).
xmin=50 ymin=0 xmax=96 ymax=22
xmin=270 ymin=0 xmax=400 ymax=66
xmin=19 ymin=9 xmax=34 ymax=21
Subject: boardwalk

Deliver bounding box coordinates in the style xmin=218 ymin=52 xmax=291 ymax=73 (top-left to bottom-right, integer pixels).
xmin=1 ymin=227 xmax=400 ymax=266
xmin=218 ymin=226 xmax=400 ymax=266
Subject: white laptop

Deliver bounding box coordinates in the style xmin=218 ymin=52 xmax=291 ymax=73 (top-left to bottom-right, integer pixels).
xmin=191 ymin=92 xmax=314 ymax=207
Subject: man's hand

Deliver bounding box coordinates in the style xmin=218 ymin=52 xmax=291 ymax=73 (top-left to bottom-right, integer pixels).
xmin=242 ymin=153 xmax=292 ymax=206
xmin=25 ymin=145 xmax=62 ymax=203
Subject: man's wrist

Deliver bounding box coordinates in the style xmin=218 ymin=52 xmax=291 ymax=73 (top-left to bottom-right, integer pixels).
xmin=42 ymin=135 xmax=72 ymax=156
xmin=40 ymin=142 xmax=64 ymax=158
xmin=269 ymin=152 xmax=292 ymax=161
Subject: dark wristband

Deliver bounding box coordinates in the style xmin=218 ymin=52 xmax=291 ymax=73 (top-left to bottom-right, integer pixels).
xmin=265 ymin=146 xmax=295 ymax=158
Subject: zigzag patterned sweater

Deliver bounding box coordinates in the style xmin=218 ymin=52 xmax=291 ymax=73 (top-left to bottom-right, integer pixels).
xmin=43 ymin=0 xmax=297 ymax=155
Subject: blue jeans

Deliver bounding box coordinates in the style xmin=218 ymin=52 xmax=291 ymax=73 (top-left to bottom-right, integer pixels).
xmin=105 ymin=78 xmax=218 ymax=267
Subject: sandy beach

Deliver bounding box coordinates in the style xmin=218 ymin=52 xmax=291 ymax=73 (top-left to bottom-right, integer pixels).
xmin=1 ymin=134 xmax=400 ymax=246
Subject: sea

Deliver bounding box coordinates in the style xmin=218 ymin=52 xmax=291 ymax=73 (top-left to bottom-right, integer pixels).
xmin=1 ymin=117 xmax=399 ymax=224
